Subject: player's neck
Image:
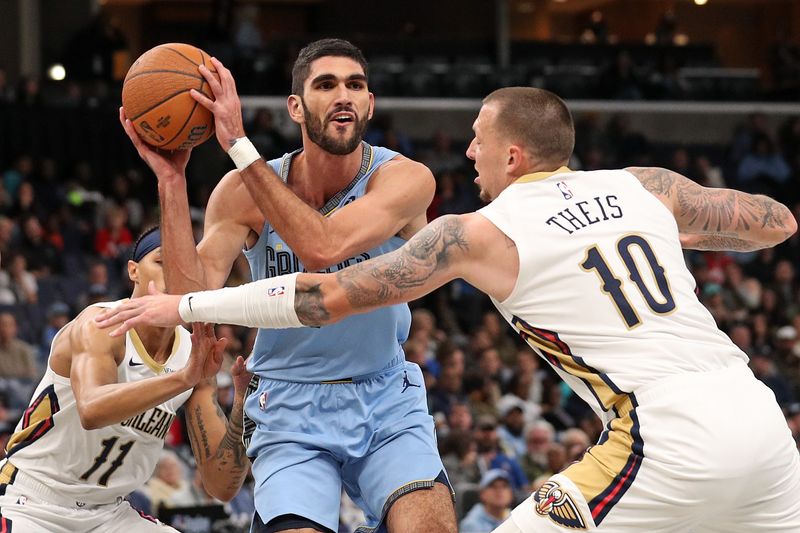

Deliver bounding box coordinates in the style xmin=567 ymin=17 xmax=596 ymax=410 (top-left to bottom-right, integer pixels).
xmin=295 ymin=141 xmax=364 ymax=204
xmin=133 ymin=326 xmax=176 ymax=364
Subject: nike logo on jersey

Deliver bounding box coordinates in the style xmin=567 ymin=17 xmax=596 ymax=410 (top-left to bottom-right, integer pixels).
xmin=128 ymin=359 xmax=144 ymax=367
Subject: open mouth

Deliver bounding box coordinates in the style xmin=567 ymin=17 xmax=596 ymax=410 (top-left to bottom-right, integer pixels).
xmin=329 ymin=112 xmax=355 ymax=125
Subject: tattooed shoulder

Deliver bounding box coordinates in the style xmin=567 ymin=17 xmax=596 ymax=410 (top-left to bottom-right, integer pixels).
xmin=625 ymin=167 xmax=676 ymax=197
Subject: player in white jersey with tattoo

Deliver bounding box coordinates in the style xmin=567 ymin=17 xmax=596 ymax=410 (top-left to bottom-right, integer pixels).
xmin=0 ymin=227 xmax=250 ymax=533
xmin=99 ymin=88 xmax=800 ymax=532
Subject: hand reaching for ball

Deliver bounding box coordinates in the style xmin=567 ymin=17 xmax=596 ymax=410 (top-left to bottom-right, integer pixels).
xmin=190 ymin=57 xmax=247 ymax=152
xmin=119 ymin=107 xmax=192 ymax=183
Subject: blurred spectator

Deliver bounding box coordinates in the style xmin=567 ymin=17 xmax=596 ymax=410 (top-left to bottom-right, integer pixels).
xmin=0 ymin=312 xmax=38 ymax=380
xmin=750 ymin=352 xmax=795 ymax=407
xmin=365 ymin=114 xmax=413 ymax=156
xmin=540 ymin=382 xmax=576 ymax=432
xmin=459 ymin=469 xmax=513 ymax=533
xmin=3 ymin=154 xmax=34 ymax=200
xmin=421 ymin=130 xmax=466 ymax=176
xmin=561 ymin=427 xmax=591 ymax=463
xmin=440 ymin=429 xmax=481 ymax=488
xmin=473 ymin=415 xmax=528 ymax=496
xmin=94 ymin=204 xmax=133 ymax=261
xmin=9 ymin=181 xmax=46 ymax=221
xmin=5 ymin=253 xmax=37 ymax=305
xmin=519 ymin=420 xmax=555 ymax=483
xmin=694 ymin=155 xmax=725 ymax=188
xmin=40 ymin=301 xmax=70 ymax=363
xmin=106 ymin=174 xmax=144 ymax=232
xmin=248 ymin=109 xmax=289 ymax=160
xmin=737 ymin=134 xmax=791 ymax=194
xmin=514 ymin=348 xmax=545 ymax=405
xmin=145 ymin=450 xmax=195 ymax=512
xmin=19 ymin=215 xmax=60 ymax=276
xmin=496 ymin=396 xmax=527 ymax=458
xmin=482 ymin=312 xmax=517 ymax=366
xmin=0 ymin=216 xmax=16 ymax=259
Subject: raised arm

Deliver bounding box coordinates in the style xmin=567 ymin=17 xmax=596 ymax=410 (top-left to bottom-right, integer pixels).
xmin=120 ymin=107 xmax=252 ymax=293
xmin=189 ymin=57 xmax=435 ymax=272
xmin=237 ymin=157 xmax=435 ymax=272
xmin=183 ymin=353 xmax=250 ymax=501
xmin=70 ymin=312 xmax=223 ymax=429
xmin=626 ymin=166 xmax=797 ymax=251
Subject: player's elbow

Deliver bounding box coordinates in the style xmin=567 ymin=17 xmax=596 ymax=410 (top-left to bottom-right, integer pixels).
xmin=202 ymin=479 xmax=237 ymax=502
xmin=298 ymin=249 xmax=337 ymax=274
xmin=769 ymin=203 xmax=797 ymax=245
xmin=77 ymin=404 xmax=104 ymax=430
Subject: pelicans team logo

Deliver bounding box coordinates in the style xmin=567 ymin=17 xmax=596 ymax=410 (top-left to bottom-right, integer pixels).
xmin=533 ymin=480 xmax=587 ymax=530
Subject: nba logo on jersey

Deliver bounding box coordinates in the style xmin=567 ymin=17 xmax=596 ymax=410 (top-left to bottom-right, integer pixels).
xmin=267 ymin=286 xmax=285 ymax=297
xmin=259 ymin=391 xmax=268 ymax=411
xmin=556 ymin=181 xmax=573 ymax=200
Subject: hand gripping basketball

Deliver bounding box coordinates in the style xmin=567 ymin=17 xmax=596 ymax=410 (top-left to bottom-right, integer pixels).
xmin=189 ymin=57 xmax=247 ymax=153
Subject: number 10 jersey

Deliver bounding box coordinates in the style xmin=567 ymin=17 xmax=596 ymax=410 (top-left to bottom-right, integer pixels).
xmin=478 ymin=167 xmax=747 ymax=424
xmin=3 ymin=301 xmax=194 ymax=505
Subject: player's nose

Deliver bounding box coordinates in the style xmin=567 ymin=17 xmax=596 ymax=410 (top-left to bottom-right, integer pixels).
xmin=466 ymin=139 xmax=477 ymax=160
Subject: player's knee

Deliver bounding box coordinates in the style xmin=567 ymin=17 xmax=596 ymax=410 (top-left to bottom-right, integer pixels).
xmin=386 ymin=483 xmax=457 ymax=533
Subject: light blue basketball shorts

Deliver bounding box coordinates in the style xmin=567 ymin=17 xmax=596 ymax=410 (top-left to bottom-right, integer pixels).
xmin=243 ymin=359 xmax=451 ymax=532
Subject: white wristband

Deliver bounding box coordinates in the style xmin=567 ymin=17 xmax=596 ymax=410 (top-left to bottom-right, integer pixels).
xmin=227 ymin=136 xmax=261 ymax=171
xmin=178 ymin=274 xmax=304 ymax=329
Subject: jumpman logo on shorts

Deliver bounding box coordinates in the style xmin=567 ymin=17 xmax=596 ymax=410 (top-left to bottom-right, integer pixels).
xmin=401 ymin=371 xmax=420 ymax=393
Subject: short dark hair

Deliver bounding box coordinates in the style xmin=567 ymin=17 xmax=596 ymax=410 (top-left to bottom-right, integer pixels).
xmin=291 ymin=38 xmax=368 ymax=96
xmin=483 ymin=87 xmax=575 ymax=167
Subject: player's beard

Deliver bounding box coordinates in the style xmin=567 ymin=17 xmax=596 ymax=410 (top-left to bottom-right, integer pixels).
xmin=303 ymin=101 xmax=368 ymax=156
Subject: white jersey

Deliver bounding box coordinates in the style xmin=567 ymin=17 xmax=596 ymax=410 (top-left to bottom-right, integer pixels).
xmin=3 ymin=301 xmax=193 ymax=506
xmin=479 ymin=167 xmax=747 ymax=422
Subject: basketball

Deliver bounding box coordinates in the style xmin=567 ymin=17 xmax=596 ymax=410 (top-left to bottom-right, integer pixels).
xmin=121 ymin=43 xmax=218 ymax=151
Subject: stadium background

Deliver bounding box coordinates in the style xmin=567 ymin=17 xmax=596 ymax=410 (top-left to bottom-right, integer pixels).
xmin=1 ymin=0 xmax=799 ymax=531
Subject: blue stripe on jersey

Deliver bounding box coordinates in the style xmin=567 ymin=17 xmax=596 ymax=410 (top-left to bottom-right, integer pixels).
xmin=244 ymin=143 xmax=411 ymax=381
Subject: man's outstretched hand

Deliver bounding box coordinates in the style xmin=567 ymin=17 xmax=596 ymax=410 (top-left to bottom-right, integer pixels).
xmin=95 ymin=281 xmax=184 ymax=336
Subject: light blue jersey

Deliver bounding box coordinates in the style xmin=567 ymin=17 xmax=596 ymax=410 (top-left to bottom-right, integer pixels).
xmin=241 ymin=142 xmax=451 ymax=532
xmin=243 ymin=142 xmax=411 ymax=381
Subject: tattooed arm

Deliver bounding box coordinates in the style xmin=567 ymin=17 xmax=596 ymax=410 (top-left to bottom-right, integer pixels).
xmin=295 ymin=213 xmax=519 ymax=326
xmin=626 ymin=166 xmax=797 ymax=251
xmin=183 ymin=355 xmax=250 ymax=501
xmin=93 ymin=214 xmax=519 ymax=332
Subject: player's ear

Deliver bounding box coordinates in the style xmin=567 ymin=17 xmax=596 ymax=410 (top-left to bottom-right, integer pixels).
xmin=287 ymin=95 xmax=304 ymax=125
xmin=507 ymin=145 xmax=523 ymax=173
xmin=127 ymin=260 xmax=138 ymax=283
xmin=367 ymin=92 xmax=375 ymax=120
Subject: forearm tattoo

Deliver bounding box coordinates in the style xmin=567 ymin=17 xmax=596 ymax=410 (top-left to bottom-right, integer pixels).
xmin=628 ymin=167 xmax=794 ymax=249
xmin=213 ymin=399 xmax=247 ymax=491
xmin=294 ymin=216 xmax=469 ymax=325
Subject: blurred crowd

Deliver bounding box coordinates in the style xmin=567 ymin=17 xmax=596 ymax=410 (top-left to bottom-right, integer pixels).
xmin=0 ymin=97 xmax=799 ymax=532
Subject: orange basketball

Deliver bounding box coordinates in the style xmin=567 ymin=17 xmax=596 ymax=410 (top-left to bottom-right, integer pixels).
xmin=122 ymin=43 xmax=219 ymax=151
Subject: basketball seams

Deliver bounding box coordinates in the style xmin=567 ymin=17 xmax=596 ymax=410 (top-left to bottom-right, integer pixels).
xmin=160 ymin=99 xmax=201 ymax=148
xmin=161 ymin=45 xmax=203 ymax=68
xmin=127 ymin=89 xmax=196 ymax=121
xmin=122 ymin=43 xmax=217 ymax=150
xmin=125 ymin=69 xmax=204 ymax=83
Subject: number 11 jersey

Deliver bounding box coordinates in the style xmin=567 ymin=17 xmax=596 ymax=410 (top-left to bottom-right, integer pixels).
xmin=3 ymin=301 xmax=193 ymax=505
